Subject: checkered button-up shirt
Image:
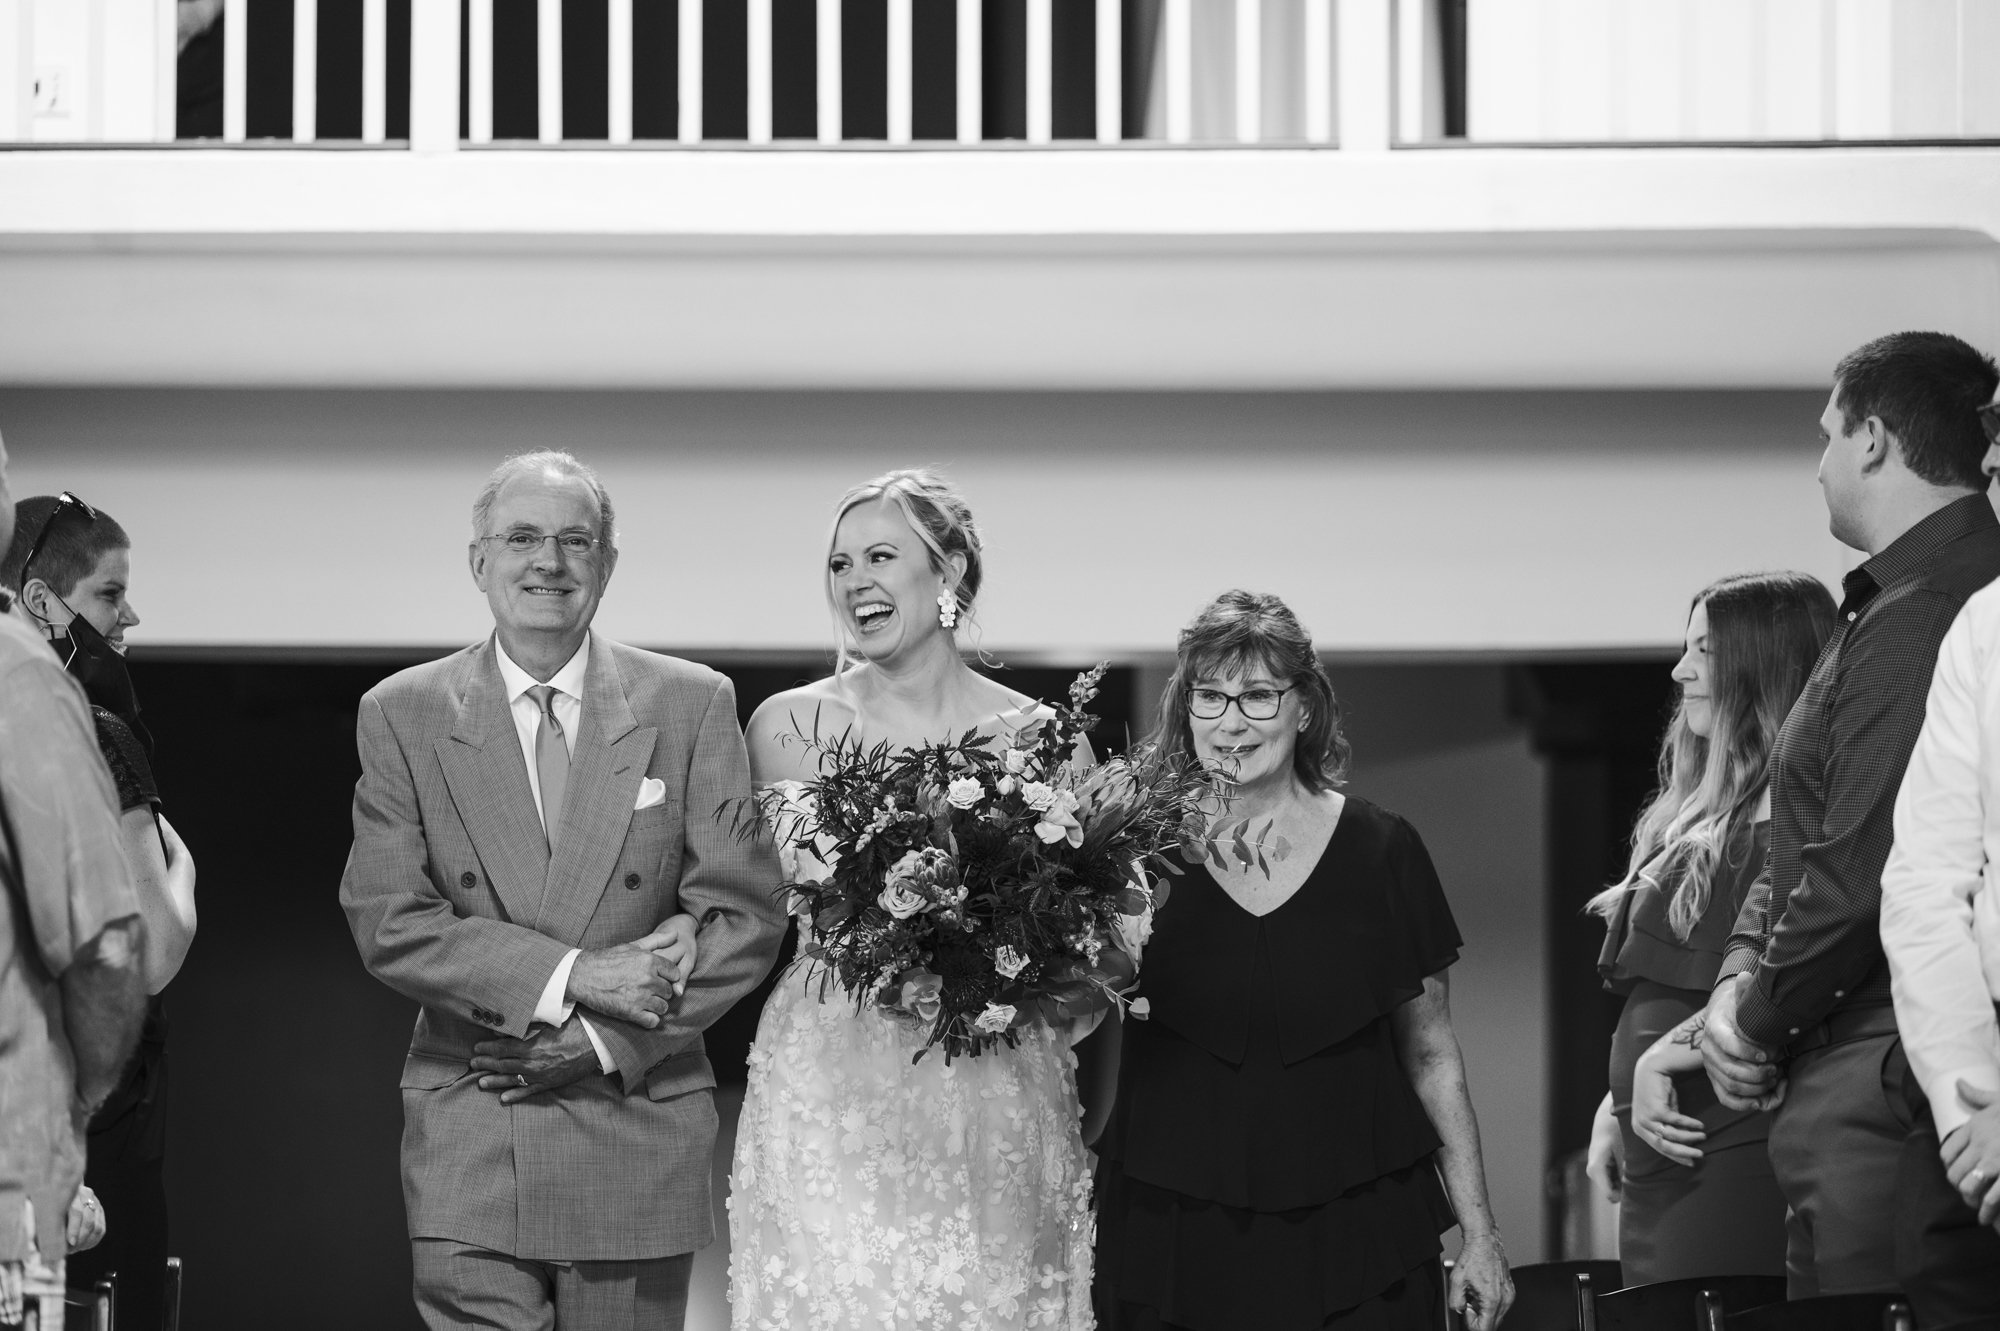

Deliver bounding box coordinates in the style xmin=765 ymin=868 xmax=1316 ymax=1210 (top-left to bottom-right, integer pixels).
xmin=1722 ymin=493 xmax=2000 ymax=1049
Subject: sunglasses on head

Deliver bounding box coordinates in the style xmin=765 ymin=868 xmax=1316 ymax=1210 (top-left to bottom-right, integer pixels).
xmin=18 ymin=491 xmax=98 ymax=583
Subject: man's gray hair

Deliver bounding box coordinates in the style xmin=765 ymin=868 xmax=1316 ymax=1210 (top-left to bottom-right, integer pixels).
xmin=471 ymin=450 xmax=617 ymax=554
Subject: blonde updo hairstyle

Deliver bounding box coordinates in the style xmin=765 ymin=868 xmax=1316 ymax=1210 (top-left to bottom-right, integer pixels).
xmin=825 ymin=469 xmax=985 ymax=673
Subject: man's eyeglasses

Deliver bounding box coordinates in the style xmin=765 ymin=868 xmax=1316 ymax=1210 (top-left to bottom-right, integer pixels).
xmin=19 ymin=491 xmax=98 ymax=582
xmin=478 ymin=528 xmax=604 ymax=559
xmin=1980 ymin=398 xmax=1999 ymax=446
xmin=1187 ymin=686 xmax=1293 ymax=721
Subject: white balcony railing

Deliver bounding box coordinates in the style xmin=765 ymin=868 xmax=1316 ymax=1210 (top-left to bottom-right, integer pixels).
xmin=10 ymin=0 xmax=1995 ymax=155
xmin=4 ymin=0 xmax=1396 ymax=150
xmin=4 ymin=0 xmax=1997 ymax=152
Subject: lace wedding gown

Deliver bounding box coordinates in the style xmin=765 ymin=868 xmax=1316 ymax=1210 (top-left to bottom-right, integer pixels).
xmin=726 ymin=784 xmax=1097 ymax=1331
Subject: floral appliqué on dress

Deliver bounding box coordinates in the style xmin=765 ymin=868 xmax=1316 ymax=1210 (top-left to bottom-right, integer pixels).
xmin=726 ymin=784 xmax=1097 ymax=1330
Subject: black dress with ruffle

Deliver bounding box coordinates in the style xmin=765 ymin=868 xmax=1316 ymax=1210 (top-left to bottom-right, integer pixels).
xmin=1093 ymin=796 xmax=1464 ymax=1331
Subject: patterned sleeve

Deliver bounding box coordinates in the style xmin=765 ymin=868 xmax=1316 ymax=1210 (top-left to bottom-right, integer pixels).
xmin=90 ymin=707 xmax=160 ymax=815
xmin=1735 ymin=586 xmax=1962 ymax=1046
xmin=0 ymin=656 xmax=141 ymax=976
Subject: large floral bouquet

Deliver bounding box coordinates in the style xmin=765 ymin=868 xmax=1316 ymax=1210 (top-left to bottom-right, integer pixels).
xmin=751 ymin=666 xmax=1285 ymax=1062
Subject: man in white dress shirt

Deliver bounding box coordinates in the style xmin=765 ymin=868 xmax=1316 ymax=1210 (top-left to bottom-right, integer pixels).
xmin=1880 ymin=393 xmax=2000 ymax=1329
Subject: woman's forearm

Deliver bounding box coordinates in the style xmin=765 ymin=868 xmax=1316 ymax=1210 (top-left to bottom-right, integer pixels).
xmin=123 ymin=809 xmax=196 ymax=992
xmin=1411 ymin=1044 xmax=1503 ymax=1240
xmin=1639 ymin=1011 xmax=1709 ymax=1076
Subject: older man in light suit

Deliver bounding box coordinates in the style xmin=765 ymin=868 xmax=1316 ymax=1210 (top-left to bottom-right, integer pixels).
xmin=341 ymin=450 xmax=785 ymax=1330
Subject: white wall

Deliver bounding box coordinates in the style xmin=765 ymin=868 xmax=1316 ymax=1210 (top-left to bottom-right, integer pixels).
xmin=0 ymin=386 xmax=1852 ymax=657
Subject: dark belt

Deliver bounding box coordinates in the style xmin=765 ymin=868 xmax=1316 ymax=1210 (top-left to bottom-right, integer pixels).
xmin=1787 ymin=1002 xmax=1899 ymax=1057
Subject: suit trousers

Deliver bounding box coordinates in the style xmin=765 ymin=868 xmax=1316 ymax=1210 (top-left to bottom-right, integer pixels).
xmin=1767 ymin=1030 xmax=1907 ymax=1297
xmin=412 ymin=1238 xmax=692 ymax=1331
xmin=1896 ymin=1089 xmax=2000 ymax=1331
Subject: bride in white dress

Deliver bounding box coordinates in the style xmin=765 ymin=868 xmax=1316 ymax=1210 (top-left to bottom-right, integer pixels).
xmin=726 ymin=470 xmax=1098 ymax=1331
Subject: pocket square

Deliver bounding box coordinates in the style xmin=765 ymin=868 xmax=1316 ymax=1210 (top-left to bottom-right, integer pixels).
xmin=634 ymin=777 xmax=668 ymax=810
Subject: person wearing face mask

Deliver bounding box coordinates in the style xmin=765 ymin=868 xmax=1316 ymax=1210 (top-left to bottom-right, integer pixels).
xmin=1091 ymin=590 xmax=1512 ymax=1331
xmin=1586 ymin=573 xmax=1833 ymax=1283
xmin=1 ymin=493 xmax=197 ymax=1331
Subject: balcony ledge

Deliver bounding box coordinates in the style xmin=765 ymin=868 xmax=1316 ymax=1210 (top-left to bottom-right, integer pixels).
xmin=3 ymin=142 xmax=1998 ymax=239
xmin=1 ymin=144 xmax=1995 ymax=389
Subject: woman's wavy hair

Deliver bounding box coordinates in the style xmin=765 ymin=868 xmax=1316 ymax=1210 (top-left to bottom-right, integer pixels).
xmin=825 ymin=468 xmax=985 ymax=677
xmin=1150 ymin=590 xmax=1350 ymax=794
xmin=1587 ymin=571 xmax=1835 ymax=938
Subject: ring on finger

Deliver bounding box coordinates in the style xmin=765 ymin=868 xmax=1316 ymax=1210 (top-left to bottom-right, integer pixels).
xmin=1971 ymin=1167 xmax=1990 ymax=1189
xmin=516 ymin=1073 xmax=528 ymax=1088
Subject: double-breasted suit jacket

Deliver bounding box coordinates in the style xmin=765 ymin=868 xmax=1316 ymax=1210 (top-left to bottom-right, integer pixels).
xmin=340 ymin=633 xmax=785 ymax=1262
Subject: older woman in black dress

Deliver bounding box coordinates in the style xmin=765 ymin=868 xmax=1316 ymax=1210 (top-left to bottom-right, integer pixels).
xmin=1092 ymin=591 xmax=1513 ymax=1331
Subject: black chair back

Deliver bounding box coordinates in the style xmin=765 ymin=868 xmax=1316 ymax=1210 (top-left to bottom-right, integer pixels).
xmin=1448 ymin=1259 xmax=1624 ymax=1331
xmin=1590 ymin=1275 xmax=1788 ymax=1331
xmin=1726 ymin=1293 xmax=1913 ymax=1331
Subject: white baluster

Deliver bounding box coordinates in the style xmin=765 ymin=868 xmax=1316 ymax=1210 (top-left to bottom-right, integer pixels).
xmin=293 ymin=0 xmax=316 ymax=141
xmin=409 ymin=0 xmax=460 ymax=150
xmin=1095 ymin=0 xmax=1119 ymax=143
xmin=223 ymin=0 xmax=246 ymax=141
xmin=888 ymin=0 xmax=911 ymax=143
xmin=678 ymin=0 xmax=702 ymax=142
xmin=1394 ymin=0 xmax=1434 ymax=143
xmin=155 ymin=0 xmax=175 ymax=140
xmin=1235 ymin=0 xmax=1259 ymax=142
xmin=1165 ymin=0 xmax=1190 ymax=143
xmin=1 ymin=0 xmax=32 ymax=144
xmin=100 ymin=0 xmax=168 ymax=142
xmin=1027 ymin=0 xmax=1050 ymax=142
xmin=749 ymin=0 xmax=771 ymax=142
xmin=1833 ymin=0 xmax=1892 ymax=140
xmin=468 ymin=0 xmax=492 ymax=142
xmin=1304 ymin=0 xmax=1331 ymax=143
xmin=537 ymin=0 xmax=561 ymax=141
xmin=1336 ymin=0 xmax=1390 ymax=150
xmin=818 ymin=0 xmax=840 ymax=143
xmin=956 ymin=0 xmax=980 ymax=143
xmin=1964 ymin=0 xmax=2000 ymax=136
xmin=608 ymin=0 xmax=632 ymax=143
xmin=362 ymin=0 xmax=385 ymax=142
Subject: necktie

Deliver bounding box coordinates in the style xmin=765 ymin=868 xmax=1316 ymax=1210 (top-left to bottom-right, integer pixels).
xmin=529 ymin=685 xmax=569 ymax=847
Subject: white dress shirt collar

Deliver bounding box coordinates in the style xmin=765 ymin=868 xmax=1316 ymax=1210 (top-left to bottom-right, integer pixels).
xmin=494 ymin=635 xmax=590 ymax=705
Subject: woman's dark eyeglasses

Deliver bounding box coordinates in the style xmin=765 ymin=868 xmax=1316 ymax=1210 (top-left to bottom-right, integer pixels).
xmin=19 ymin=491 xmax=98 ymax=582
xmin=1187 ymin=686 xmax=1293 ymax=721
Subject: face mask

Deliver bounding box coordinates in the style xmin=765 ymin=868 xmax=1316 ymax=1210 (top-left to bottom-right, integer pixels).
xmin=39 ymin=590 xmax=150 ymax=750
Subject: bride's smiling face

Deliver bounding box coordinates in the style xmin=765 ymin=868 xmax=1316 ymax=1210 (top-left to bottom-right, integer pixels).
xmin=828 ymin=498 xmax=961 ymax=663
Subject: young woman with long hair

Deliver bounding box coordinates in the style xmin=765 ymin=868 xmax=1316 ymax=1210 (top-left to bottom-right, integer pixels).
xmin=1584 ymin=571 xmax=1835 ymax=1281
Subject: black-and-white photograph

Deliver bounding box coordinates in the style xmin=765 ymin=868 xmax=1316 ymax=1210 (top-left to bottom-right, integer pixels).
xmin=2 ymin=2 xmax=1998 ymax=1328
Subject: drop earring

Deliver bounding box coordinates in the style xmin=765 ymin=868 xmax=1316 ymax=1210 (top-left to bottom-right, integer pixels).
xmin=937 ymin=591 xmax=959 ymax=630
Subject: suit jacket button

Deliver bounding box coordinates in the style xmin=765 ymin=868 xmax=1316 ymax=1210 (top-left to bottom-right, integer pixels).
xmin=459 ymin=871 xmax=477 ymax=889
xmin=702 ymin=907 xmax=724 ymax=927
xmin=625 ymin=872 xmax=641 ymax=890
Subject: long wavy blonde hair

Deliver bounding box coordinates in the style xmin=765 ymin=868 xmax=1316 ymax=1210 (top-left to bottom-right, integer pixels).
xmin=1587 ymin=572 xmax=1834 ymax=939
